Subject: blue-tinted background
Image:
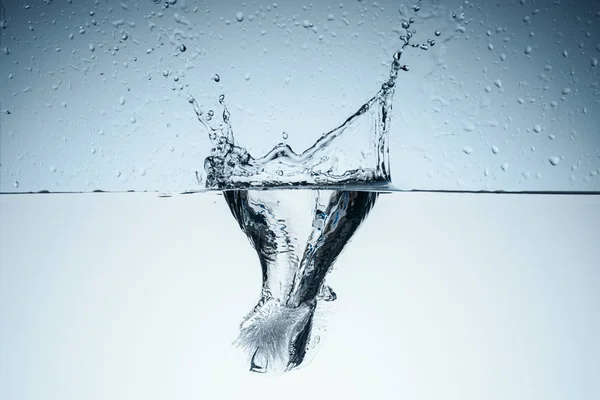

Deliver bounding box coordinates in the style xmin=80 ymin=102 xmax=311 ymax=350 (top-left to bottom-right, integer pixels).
xmin=1 ymin=0 xmax=599 ymax=192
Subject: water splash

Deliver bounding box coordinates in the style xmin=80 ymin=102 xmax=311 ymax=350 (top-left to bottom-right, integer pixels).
xmin=190 ymin=21 xmax=432 ymax=374
xmin=188 ymin=20 xmax=432 ymax=191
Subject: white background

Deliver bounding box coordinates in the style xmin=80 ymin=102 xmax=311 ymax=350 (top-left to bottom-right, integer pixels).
xmin=1 ymin=192 xmax=599 ymax=399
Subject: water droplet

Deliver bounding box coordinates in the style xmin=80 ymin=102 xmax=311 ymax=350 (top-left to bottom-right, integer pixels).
xmin=524 ymin=45 xmax=532 ymax=55
xmin=119 ymin=96 xmax=126 ymax=105
xmin=49 ymin=166 xmax=57 ymax=173
xmin=327 ymin=13 xmax=334 ymax=21
xmin=180 ymin=44 xmax=186 ymax=52
xmin=435 ymin=30 xmax=441 ymax=36
xmin=90 ymin=147 xmax=96 ymax=155
xmin=89 ymin=43 xmax=95 ymax=51
xmin=592 ymin=58 xmax=598 ymax=67
xmin=488 ymin=43 xmax=494 ymax=50
xmin=562 ymin=50 xmax=568 ymax=57
xmin=462 ymin=146 xmax=473 ymax=155
xmin=302 ymin=20 xmax=311 ymax=28
xmin=494 ymin=79 xmax=502 ymax=88
xmin=244 ymin=72 xmax=251 ymax=81
xmin=212 ymin=73 xmax=220 ymax=82
xmin=548 ymin=156 xmax=560 ymax=166
xmin=163 ymin=70 xmax=170 ymax=77
xmin=491 ymin=145 xmax=500 ymax=154
xmin=401 ymin=21 xmax=410 ymax=29
xmin=533 ymin=124 xmax=542 ymax=133
xmin=13 ymin=181 xmax=19 ymax=188
xmin=501 ymin=162 xmax=508 ymax=172
xmin=500 ymin=53 xmax=507 ymax=61
xmin=282 ymin=132 xmax=288 ymax=140
xmin=562 ymin=87 xmax=571 ymax=95
xmin=139 ymin=167 xmax=147 ymax=176
xmin=236 ymin=12 xmax=244 ymax=22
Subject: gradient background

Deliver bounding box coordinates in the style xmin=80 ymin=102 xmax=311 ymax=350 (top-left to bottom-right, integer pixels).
xmin=1 ymin=192 xmax=599 ymax=399
xmin=0 ymin=0 xmax=599 ymax=192
xmin=1 ymin=0 xmax=600 ymax=399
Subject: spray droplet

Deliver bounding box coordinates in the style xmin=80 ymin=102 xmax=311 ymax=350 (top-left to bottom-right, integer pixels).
xmin=548 ymin=156 xmax=561 ymax=166
xmin=212 ymin=73 xmax=220 ymax=82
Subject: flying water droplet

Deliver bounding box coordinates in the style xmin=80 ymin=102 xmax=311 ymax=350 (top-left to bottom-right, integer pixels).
xmin=236 ymin=12 xmax=244 ymax=22
xmin=213 ymin=73 xmax=221 ymax=82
